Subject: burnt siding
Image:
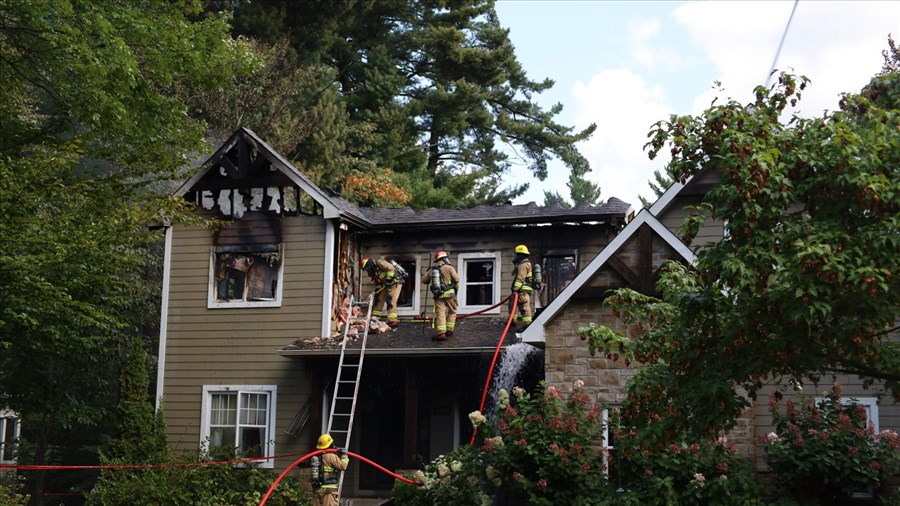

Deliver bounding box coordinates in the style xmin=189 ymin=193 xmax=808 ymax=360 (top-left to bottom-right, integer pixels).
xmin=359 ymin=224 xmax=618 ymax=314
xmin=162 ymin=213 xmax=325 ymax=466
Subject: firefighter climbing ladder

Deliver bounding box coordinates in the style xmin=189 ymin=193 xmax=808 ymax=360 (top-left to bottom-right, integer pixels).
xmin=326 ymin=293 xmax=374 ymax=497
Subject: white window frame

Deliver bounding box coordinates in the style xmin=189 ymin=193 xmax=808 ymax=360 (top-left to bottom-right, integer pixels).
xmin=208 ymin=245 xmax=284 ymax=309
xmin=456 ymin=251 xmax=501 ymax=315
xmin=0 ymin=410 xmax=20 ymax=465
xmin=200 ymin=385 xmax=277 ymax=468
xmin=815 ymin=396 xmax=879 ymax=432
xmin=395 ymin=255 xmax=422 ymax=317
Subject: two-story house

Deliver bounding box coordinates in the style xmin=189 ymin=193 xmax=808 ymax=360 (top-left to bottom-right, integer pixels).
xmin=155 ymin=128 xmax=633 ymax=500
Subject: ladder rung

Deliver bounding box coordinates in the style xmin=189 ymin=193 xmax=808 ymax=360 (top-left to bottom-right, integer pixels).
xmin=332 ymin=413 xmax=350 ymax=417
xmin=335 ymin=396 xmax=354 ymax=400
xmin=330 ymin=429 xmax=348 ymax=434
xmin=338 ymin=380 xmax=355 ymax=384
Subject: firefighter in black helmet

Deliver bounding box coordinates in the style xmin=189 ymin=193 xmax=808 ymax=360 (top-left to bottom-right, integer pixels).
xmin=510 ymin=244 xmax=534 ymax=327
xmin=310 ymin=433 xmax=349 ymax=506
xmin=423 ymin=250 xmax=460 ymax=341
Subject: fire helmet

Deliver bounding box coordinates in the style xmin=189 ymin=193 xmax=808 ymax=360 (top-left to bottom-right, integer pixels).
xmin=434 ymin=250 xmax=449 ymax=262
xmin=359 ymin=257 xmax=371 ymax=269
xmin=515 ymin=244 xmax=530 ymax=255
xmin=317 ymin=433 xmax=334 ymax=449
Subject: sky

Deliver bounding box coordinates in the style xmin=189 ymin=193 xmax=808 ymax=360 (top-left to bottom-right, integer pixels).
xmin=494 ymin=0 xmax=900 ymax=210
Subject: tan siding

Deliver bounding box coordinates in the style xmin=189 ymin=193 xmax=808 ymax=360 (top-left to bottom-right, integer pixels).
xmin=161 ymin=213 xmax=325 ymax=470
xmin=657 ymin=195 xmax=724 ymax=250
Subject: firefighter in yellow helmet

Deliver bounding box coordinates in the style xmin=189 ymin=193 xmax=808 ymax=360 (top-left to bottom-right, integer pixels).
xmin=510 ymin=244 xmax=534 ymax=327
xmin=422 ymin=250 xmax=460 ymax=341
xmin=360 ymin=257 xmax=404 ymax=329
xmin=310 ymin=433 xmax=349 ymax=506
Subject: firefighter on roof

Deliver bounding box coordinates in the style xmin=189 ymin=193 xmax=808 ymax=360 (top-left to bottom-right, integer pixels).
xmin=423 ymin=250 xmax=460 ymax=341
xmin=309 ymin=433 xmax=349 ymax=506
xmin=360 ymin=257 xmax=404 ymax=329
xmin=510 ymin=244 xmax=536 ymax=327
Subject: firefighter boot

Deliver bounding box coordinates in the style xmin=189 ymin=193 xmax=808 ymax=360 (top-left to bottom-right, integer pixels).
xmin=434 ymin=333 xmax=446 ymax=342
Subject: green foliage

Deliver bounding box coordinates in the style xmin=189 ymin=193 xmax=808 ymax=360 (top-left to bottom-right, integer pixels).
xmin=393 ymin=381 xmax=613 ymax=505
xmin=609 ymin=422 xmax=770 ymax=506
xmin=223 ymin=0 xmax=597 ymax=208
xmin=763 ymin=384 xmax=900 ymax=504
xmin=86 ymin=448 xmax=307 ymax=506
xmin=0 ymin=0 xmax=242 ymax=499
xmin=580 ymin=70 xmax=900 ymax=447
xmin=0 ymin=480 xmax=29 ymax=506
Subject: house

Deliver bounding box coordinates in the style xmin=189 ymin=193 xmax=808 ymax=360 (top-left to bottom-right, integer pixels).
xmin=155 ymin=127 xmax=632 ymax=500
xmin=156 ymin=127 xmax=897 ymax=502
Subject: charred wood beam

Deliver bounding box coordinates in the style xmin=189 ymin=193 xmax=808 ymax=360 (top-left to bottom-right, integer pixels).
xmin=188 ymin=175 xmax=297 ymax=192
xmin=607 ymin=254 xmax=639 ymax=288
xmin=639 ymin=224 xmax=653 ymax=293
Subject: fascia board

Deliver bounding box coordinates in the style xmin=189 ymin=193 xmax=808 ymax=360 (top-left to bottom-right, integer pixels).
xmin=520 ymin=210 xmax=696 ymax=344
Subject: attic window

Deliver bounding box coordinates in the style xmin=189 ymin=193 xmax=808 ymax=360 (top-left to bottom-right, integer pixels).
xmin=209 ymin=244 xmax=284 ymax=308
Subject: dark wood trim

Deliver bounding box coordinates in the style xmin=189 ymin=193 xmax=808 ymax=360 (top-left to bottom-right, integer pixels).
xmin=607 ymin=254 xmax=639 ymax=287
xmin=638 ymin=224 xmax=653 ymax=293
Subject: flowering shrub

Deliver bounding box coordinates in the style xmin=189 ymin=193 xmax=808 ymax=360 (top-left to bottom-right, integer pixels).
xmin=393 ymin=381 xmax=613 ymax=505
xmin=763 ymin=384 xmax=900 ymax=503
xmin=609 ymin=419 xmax=770 ymax=506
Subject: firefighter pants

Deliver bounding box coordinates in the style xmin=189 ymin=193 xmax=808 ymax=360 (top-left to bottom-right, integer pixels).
xmin=434 ymin=295 xmax=458 ymax=334
xmin=510 ymin=290 xmax=532 ymax=323
xmin=313 ymin=488 xmax=340 ymax=506
xmin=373 ymin=282 xmax=402 ymax=325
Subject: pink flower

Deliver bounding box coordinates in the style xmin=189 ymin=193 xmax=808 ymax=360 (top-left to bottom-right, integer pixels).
xmin=537 ymin=478 xmax=548 ymax=489
xmin=513 ymin=472 xmax=523 ymax=481
xmin=582 ymin=463 xmax=591 ymax=471
xmin=518 ymin=439 xmax=527 ymax=447
xmin=644 ymin=469 xmax=654 ymax=477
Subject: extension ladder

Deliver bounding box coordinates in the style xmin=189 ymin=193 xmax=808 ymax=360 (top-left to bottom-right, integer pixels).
xmin=326 ymin=293 xmax=373 ymax=497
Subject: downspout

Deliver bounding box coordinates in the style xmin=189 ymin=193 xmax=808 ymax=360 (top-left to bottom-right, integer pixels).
xmin=322 ymin=220 xmax=337 ymax=339
xmin=155 ymin=224 xmax=173 ymax=412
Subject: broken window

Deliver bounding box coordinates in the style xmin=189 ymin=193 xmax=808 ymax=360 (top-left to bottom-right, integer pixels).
xmin=395 ymin=258 xmax=421 ymax=316
xmin=210 ymin=245 xmax=283 ymax=308
xmin=201 ymin=386 xmax=276 ymax=469
xmin=540 ymin=254 xmax=577 ymax=307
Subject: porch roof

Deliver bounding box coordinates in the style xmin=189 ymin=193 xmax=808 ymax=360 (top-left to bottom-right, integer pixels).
xmin=277 ymin=316 xmax=526 ymax=357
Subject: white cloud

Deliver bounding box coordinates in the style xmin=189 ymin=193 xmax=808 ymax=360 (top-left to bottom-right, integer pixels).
xmin=675 ymin=1 xmax=900 ymax=115
xmin=570 ymin=68 xmax=672 ymax=207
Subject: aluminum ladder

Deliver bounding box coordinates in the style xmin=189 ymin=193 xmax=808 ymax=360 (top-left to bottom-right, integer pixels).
xmin=326 ymin=293 xmax=373 ymax=498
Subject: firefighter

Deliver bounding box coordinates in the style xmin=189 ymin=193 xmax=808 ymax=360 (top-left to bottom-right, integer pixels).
xmin=510 ymin=244 xmax=535 ymax=326
xmin=310 ymin=433 xmax=349 ymax=506
xmin=360 ymin=257 xmax=402 ymax=329
xmin=423 ymin=250 xmax=460 ymax=341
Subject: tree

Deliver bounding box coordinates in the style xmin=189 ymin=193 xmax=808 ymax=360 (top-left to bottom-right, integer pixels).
xmin=222 ymin=0 xmax=597 ymax=209
xmin=0 ymin=1 xmax=239 ymax=502
xmin=579 ymin=71 xmax=900 ymax=445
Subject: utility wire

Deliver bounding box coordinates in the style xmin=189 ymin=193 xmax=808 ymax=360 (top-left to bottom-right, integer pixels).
xmin=765 ymin=0 xmax=800 ymax=88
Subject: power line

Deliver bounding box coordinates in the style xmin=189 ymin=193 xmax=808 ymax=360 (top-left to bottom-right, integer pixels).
xmin=765 ymin=0 xmax=800 ymax=88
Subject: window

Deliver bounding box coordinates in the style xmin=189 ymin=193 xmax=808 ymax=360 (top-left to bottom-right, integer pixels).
xmin=0 ymin=410 xmax=19 ymax=464
xmin=457 ymin=252 xmax=501 ymax=314
xmin=540 ymin=254 xmax=577 ymax=307
xmin=200 ymin=385 xmax=277 ymax=468
xmin=815 ymin=396 xmax=879 ymax=432
xmin=209 ymin=245 xmax=283 ymax=308
xmin=394 ymin=257 xmax=421 ymax=317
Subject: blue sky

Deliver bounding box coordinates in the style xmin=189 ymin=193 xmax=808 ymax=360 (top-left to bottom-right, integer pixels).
xmin=494 ymin=0 xmax=900 ymax=210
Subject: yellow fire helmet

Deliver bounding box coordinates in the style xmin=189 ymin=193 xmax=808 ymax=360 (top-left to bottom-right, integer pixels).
xmin=515 ymin=244 xmax=530 ymax=255
xmin=316 ymin=433 xmax=334 ymax=450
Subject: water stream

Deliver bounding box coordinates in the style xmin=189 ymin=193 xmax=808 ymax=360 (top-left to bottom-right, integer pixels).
xmin=486 ymin=342 xmax=541 ymax=422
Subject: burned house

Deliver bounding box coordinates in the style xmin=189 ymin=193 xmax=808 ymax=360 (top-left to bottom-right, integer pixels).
xmin=155 ymin=127 xmax=632 ymax=499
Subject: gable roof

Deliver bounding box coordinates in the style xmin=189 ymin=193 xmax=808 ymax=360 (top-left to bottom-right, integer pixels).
xmin=520 ymin=207 xmax=696 ymax=343
xmin=175 ymin=127 xmax=634 ymax=228
xmin=174 ymin=127 xmax=344 ymax=219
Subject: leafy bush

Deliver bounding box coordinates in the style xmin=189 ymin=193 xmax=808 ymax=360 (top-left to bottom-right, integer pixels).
xmin=393 ymin=380 xmax=613 ymax=505
xmin=763 ymin=384 xmax=900 ymax=504
xmin=86 ymin=447 xmax=308 ymax=506
xmin=0 ymin=479 xmax=29 ymax=506
xmin=608 ymin=422 xmax=771 ymax=506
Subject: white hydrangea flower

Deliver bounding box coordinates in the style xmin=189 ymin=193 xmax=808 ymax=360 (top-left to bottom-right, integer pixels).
xmin=437 ymin=463 xmax=450 ymax=478
xmin=573 ymin=379 xmax=585 ymax=389
xmin=450 ymin=460 xmax=462 ymax=473
xmin=485 ymin=466 xmax=498 ymax=480
xmin=513 ymin=386 xmax=526 ymax=398
xmin=413 ymin=470 xmax=426 ymax=485
xmin=767 ymin=432 xmax=780 ymax=442
xmin=468 ymin=410 xmax=486 ymax=426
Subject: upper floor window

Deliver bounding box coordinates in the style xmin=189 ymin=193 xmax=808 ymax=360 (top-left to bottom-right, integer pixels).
xmin=209 ymin=245 xmax=283 ymax=308
xmin=394 ymin=257 xmax=421 ymax=317
xmin=457 ymin=252 xmax=501 ymax=314
xmin=540 ymin=254 xmax=577 ymax=308
xmin=200 ymin=385 xmax=277 ymax=468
